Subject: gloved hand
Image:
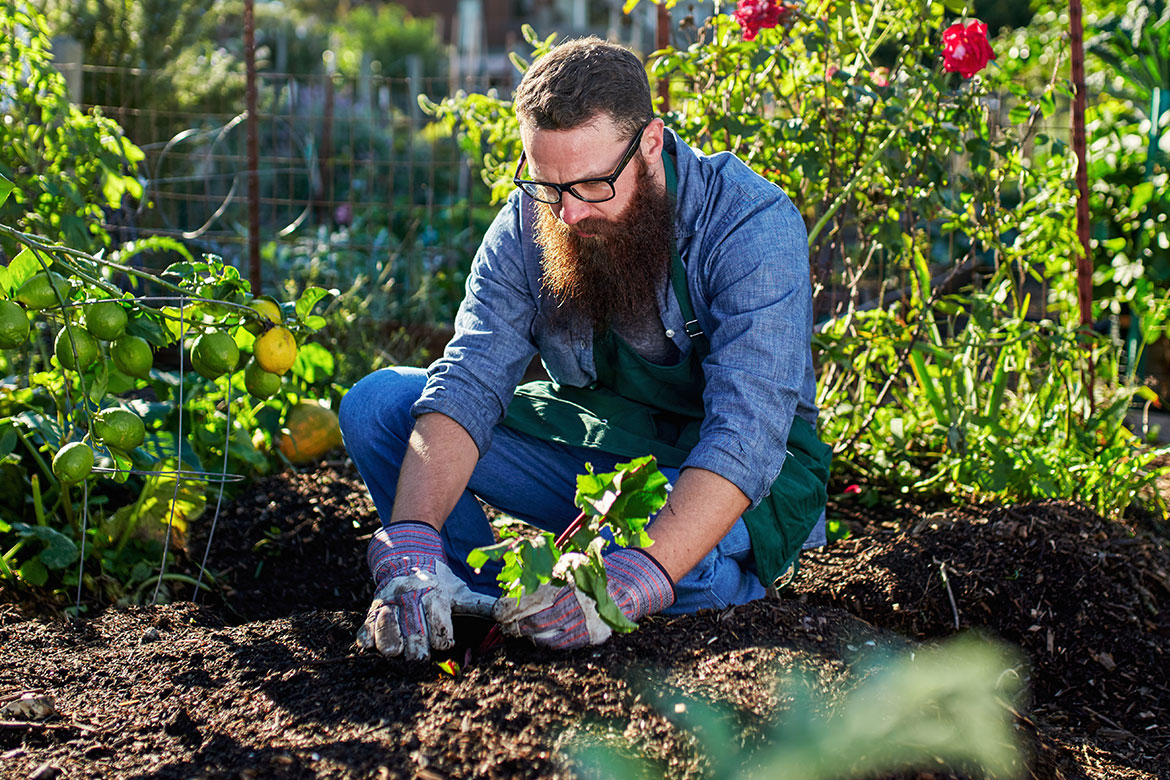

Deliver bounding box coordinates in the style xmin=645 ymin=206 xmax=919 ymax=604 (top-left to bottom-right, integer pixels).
xmin=493 ymin=547 xmax=675 ymax=650
xmin=356 ymin=521 xmax=495 ymax=660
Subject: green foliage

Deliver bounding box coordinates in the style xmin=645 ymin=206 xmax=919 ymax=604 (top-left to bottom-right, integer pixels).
xmin=331 ymin=4 xmax=442 ymax=81
xmin=817 ymin=266 xmax=1170 ymax=519
xmin=1086 ymin=0 xmax=1170 ymax=113
xmin=469 ymin=456 xmax=669 ymax=633
xmin=247 ymin=0 xmax=444 ymax=84
xmin=998 ymin=2 xmax=1169 ymax=340
xmin=1083 ymin=2 xmax=1170 ymax=344
xmin=0 ymin=1 xmax=145 ymax=255
xmin=419 ymin=25 xmax=551 ymax=203
xmin=37 ymin=0 xmax=245 ymax=142
xmin=262 ymin=201 xmax=495 ymax=386
xmin=574 ymin=635 xmax=1023 ymax=780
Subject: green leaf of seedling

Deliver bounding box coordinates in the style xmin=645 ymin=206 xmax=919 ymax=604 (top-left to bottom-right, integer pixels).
xmin=467 ymin=537 xmax=522 ymax=570
xmin=519 ymin=535 xmax=559 ymax=582
xmin=11 ymin=523 xmax=79 ymax=568
xmin=574 ymin=455 xmax=669 ymax=535
xmin=0 ymin=173 xmax=16 ymax=208
xmin=518 ymin=550 xmax=546 ymax=594
xmin=499 ymin=554 xmax=526 ymax=599
xmin=572 ymin=564 xmax=637 ymax=632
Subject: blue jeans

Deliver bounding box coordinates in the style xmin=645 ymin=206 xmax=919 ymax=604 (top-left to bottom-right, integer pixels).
xmin=340 ymin=366 xmax=778 ymax=614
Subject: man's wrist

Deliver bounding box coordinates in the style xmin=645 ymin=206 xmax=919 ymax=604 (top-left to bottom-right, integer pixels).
xmin=387 ymin=519 xmax=442 ymax=533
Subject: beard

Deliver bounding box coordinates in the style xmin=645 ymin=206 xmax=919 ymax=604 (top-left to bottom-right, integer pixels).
xmin=533 ymin=157 xmax=676 ymax=331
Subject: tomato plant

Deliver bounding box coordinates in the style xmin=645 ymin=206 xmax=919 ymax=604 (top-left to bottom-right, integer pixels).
xmin=0 ymin=208 xmax=335 ymax=609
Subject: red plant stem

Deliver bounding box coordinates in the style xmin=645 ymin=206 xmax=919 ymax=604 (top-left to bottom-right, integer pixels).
xmin=479 ymin=509 xmax=590 ymax=652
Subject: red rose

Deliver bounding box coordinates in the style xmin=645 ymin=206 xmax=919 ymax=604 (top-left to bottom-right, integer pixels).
xmin=941 ymin=20 xmax=996 ymax=79
xmin=733 ymin=0 xmax=789 ymax=42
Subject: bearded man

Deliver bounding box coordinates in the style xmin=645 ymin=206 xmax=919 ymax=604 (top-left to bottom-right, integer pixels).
xmin=340 ymin=37 xmax=830 ymax=660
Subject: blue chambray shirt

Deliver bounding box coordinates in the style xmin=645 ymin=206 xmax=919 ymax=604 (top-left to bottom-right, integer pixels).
xmin=413 ymin=128 xmax=819 ymax=510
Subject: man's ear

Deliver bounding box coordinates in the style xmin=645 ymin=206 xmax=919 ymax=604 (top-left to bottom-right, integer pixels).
xmin=640 ymin=117 xmax=666 ymax=160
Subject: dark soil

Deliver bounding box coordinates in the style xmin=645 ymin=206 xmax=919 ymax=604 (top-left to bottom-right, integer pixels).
xmin=1 ymin=463 xmax=1168 ymax=780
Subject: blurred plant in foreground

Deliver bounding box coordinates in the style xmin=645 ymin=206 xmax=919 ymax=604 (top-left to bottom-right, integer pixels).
xmin=573 ymin=635 xmax=1023 ymax=780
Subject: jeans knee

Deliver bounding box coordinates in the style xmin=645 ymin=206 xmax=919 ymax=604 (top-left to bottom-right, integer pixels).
xmin=339 ymin=366 xmax=426 ymax=453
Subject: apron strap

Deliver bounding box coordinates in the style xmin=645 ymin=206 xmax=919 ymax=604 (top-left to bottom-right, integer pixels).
xmin=663 ymin=152 xmax=703 ymax=339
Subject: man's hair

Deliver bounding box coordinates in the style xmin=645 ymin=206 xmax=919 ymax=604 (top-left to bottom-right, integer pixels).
xmin=513 ymin=37 xmax=653 ymax=140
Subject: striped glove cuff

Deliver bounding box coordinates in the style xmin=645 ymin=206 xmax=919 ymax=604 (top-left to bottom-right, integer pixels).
xmin=367 ymin=521 xmax=446 ymax=584
xmin=606 ymin=547 xmax=676 ymax=621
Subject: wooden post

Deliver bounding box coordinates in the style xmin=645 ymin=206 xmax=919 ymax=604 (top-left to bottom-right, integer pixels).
xmin=1069 ymin=0 xmax=1091 ymax=328
xmin=244 ymin=0 xmax=261 ymax=293
xmin=655 ymin=3 xmax=670 ymax=112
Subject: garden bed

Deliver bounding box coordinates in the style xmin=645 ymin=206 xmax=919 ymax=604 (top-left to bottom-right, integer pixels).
xmin=1 ymin=463 xmax=1167 ymax=779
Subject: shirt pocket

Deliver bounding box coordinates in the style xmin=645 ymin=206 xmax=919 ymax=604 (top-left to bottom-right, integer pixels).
xmin=530 ymin=305 xmax=591 ymax=387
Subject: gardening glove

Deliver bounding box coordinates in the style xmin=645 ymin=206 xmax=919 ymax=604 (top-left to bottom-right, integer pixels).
xmin=356 ymin=521 xmax=495 ymax=661
xmin=493 ymin=547 xmax=675 ymax=651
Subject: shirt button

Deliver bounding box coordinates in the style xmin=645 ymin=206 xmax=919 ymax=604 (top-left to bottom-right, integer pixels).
xmin=665 ymin=329 xmax=675 ymax=338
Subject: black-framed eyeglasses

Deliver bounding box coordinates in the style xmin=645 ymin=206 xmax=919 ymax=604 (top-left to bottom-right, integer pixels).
xmin=513 ymin=118 xmax=653 ymax=205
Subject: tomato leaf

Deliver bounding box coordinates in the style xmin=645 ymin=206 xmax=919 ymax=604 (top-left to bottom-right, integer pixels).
xmin=11 ymin=522 xmax=79 ymax=568
xmin=0 ymin=173 xmax=15 ymax=208
xmin=294 ymin=286 xmax=335 ymax=324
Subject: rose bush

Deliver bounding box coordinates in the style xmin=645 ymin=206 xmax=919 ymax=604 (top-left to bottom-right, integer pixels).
xmin=732 ymin=0 xmax=792 ymax=42
xmin=941 ymin=19 xmax=997 ymax=78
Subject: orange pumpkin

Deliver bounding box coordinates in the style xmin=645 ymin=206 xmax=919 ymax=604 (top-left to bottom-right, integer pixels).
xmin=279 ymin=402 xmax=344 ymax=464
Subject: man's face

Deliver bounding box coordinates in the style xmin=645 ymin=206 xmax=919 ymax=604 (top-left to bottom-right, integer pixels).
xmin=520 ymin=115 xmax=662 ymax=233
xmin=526 ymin=116 xmax=675 ymax=330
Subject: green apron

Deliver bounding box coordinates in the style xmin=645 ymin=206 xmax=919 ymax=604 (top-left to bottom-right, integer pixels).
xmin=502 ymin=154 xmax=831 ymax=587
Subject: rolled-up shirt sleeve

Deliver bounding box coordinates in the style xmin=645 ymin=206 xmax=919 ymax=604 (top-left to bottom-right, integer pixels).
xmin=683 ymin=182 xmax=812 ymax=508
xmin=411 ymin=195 xmax=538 ymax=456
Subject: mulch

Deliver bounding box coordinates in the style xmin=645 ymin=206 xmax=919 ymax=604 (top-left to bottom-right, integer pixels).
xmin=0 ymin=462 xmax=1168 ymax=779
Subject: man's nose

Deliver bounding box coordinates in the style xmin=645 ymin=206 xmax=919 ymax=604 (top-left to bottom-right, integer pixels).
xmin=555 ymin=196 xmax=591 ymax=226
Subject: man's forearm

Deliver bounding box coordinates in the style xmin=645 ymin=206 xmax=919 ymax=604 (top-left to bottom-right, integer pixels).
xmin=646 ymin=467 xmax=750 ymax=581
xmin=390 ymin=412 xmax=480 ymax=531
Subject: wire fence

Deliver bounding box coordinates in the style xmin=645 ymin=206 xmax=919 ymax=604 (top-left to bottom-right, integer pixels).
xmin=81 ymin=64 xmax=497 ymax=302
xmin=78 ymin=61 xmax=1078 ymax=328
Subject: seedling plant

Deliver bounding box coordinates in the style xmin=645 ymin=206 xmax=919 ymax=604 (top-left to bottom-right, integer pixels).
xmin=469 ymin=455 xmax=668 ymax=633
